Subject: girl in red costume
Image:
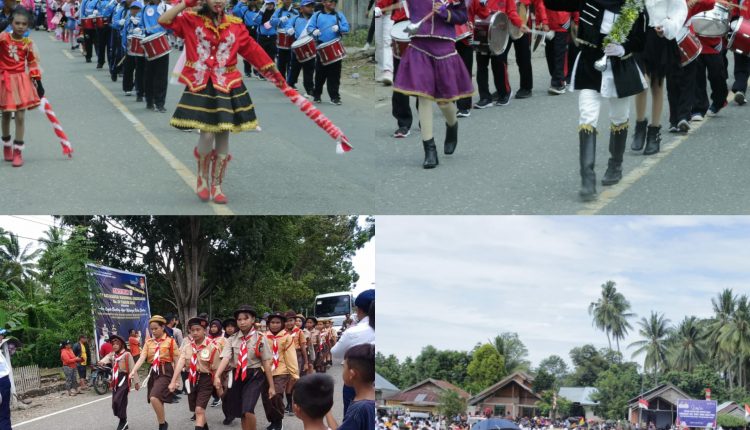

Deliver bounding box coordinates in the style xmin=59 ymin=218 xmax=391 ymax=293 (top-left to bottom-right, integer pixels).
xmin=158 ymin=0 xmax=279 ymax=204
xmin=0 ymin=7 xmax=44 ymax=168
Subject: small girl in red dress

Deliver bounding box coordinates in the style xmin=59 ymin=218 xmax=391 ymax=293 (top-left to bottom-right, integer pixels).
xmin=0 ymin=7 xmax=44 ymax=167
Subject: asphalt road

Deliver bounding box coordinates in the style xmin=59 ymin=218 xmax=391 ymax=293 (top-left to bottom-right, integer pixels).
xmin=13 ymin=363 xmax=345 ymax=430
xmin=0 ymin=31 xmax=375 ymax=215
xmin=373 ymin=45 xmax=750 ymax=214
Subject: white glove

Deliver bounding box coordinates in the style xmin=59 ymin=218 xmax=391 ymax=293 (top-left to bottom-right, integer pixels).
xmin=286 ymin=27 xmax=295 ymax=34
xmin=118 ymin=18 xmax=125 ymax=25
xmin=312 ymin=28 xmax=320 ymax=36
xmin=92 ymin=8 xmax=98 ymax=14
xmin=331 ymin=24 xmax=338 ymax=32
xmin=280 ymin=15 xmax=288 ymax=22
xmin=373 ymin=6 xmax=382 ymax=17
xmin=131 ymin=16 xmax=139 ymax=24
xmin=133 ymin=26 xmax=142 ymax=33
xmin=603 ymin=43 xmax=625 ymax=57
xmin=263 ymin=21 xmax=271 ymax=29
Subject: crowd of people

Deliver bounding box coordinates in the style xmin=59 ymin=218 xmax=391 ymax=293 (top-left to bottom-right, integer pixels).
xmin=368 ymin=0 xmax=750 ymax=200
xmin=54 ymin=288 xmax=374 ymax=430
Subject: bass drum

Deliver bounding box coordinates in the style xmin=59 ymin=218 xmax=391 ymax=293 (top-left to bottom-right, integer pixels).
xmin=472 ymin=12 xmax=510 ymax=55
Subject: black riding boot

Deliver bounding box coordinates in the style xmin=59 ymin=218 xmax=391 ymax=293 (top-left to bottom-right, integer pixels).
xmin=630 ymin=119 xmax=647 ymax=151
xmin=579 ymin=127 xmax=597 ymax=201
xmin=602 ymin=124 xmax=628 ymax=186
xmin=422 ymin=138 xmax=438 ymax=169
xmin=643 ymin=125 xmax=662 ymax=155
xmin=444 ymin=122 xmax=458 ymax=154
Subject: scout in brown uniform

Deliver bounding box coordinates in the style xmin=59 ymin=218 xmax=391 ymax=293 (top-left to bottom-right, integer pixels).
xmin=98 ymin=335 xmax=141 ymax=430
xmin=169 ymin=317 xmax=221 ymax=430
xmin=283 ymin=311 xmax=309 ymax=415
xmin=214 ymin=305 xmax=275 ymax=430
xmin=130 ymin=315 xmax=181 ymax=430
xmin=220 ymin=318 xmax=238 ymax=426
xmin=304 ymin=317 xmax=317 ymax=372
xmin=312 ymin=318 xmax=327 ymax=373
xmin=324 ymin=319 xmax=337 ymax=367
xmin=261 ymin=312 xmax=299 ymax=430
xmin=295 ymin=314 xmax=313 ymax=375
xmin=207 ymin=319 xmax=225 ymax=409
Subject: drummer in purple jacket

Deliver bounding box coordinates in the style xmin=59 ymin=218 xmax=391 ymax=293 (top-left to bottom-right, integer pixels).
xmin=306 ymin=0 xmax=349 ymax=105
xmin=392 ymin=0 xmax=475 ymax=169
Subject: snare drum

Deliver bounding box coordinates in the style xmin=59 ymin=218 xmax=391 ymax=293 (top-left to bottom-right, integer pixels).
xmin=277 ymin=31 xmax=294 ymax=49
xmin=455 ymin=22 xmax=472 ymax=42
xmin=472 ymin=12 xmax=509 ymax=55
xmin=291 ymin=35 xmax=316 ymax=62
xmin=391 ymin=21 xmax=411 ymax=59
xmin=729 ymin=17 xmax=750 ymax=56
xmin=317 ymin=38 xmax=346 ymax=65
xmin=80 ymin=16 xmax=96 ymax=30
xmin=692 ymin=3 xmax=729 ymax=37
xmin=93 ymin=16 xmax=108 ymax=29
xmin=676 ymin=27 xmax=701 ymax=66
xmin=142 ymin=32 xmax=172 ymax=60
xmin=127 ymin=34 xmax=144 ymax=56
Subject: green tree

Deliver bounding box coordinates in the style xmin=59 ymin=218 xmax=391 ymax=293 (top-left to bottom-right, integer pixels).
xmin=592 ymin=362 xmax=641 ymax=420
xmin=491 ymin=332 xmax=530 ymax=373
xmin=567 ymin=345 xmax=612 ymax=386
xmin=588 ymin=281 xmax=634 ymax=354
xmin=533 ymin=369 xmax=556 ymax=393
xmin=708 ymin=289 xmax=739 ymax=389
xmin=0 ymin=231 xmax=41 ymax=286
xmin=538 ymin=355 xmax=570 ymax=382
xmin=376 ymin=352 xmax=403 ymax=389
xmin=629 ymin=311 xmax=672 ymax=384
xmin=669 ymin=316 xmax=707 ymax=372
xmin=717 ymin=295 xmax=750 ymax=389
xmin=467 ymin=343 xmax=506 ymax=394
xmin=660 ymin=364 xmax=724 ymax=400
xmin=437 ymin=390 xmax=467 ymax=418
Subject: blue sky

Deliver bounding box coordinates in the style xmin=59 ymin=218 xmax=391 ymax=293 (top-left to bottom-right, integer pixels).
xmin=376 ymin=216 xmax=750 ymax=369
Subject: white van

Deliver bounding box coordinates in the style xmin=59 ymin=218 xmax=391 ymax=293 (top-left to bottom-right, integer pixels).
xmin=313 ymin=291 xmax=355 ymax=329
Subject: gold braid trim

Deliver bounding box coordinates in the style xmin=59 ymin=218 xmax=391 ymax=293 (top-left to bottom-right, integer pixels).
xmin=176 ymin=103 xmax=255 ymax=113
xmin=610 ymin=122 xmax=629 ymax=133
xmin=170 ymin=117 xmax=259 ymax=133
xmin=392 ymin=87 xmax=476 ymax=103
xmin=578 ymin=124 xmax=597 ymax=133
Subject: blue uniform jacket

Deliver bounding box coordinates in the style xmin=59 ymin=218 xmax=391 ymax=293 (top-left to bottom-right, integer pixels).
xmin=110 ymin=4 xmax=127 ymax=28
xmin=121 ymin=14 xmax=144 ymax=50
xmin=232 ymin=1 xmax=246 ymax=17
xmin=306 ymin=10 xmax=348 ymax=43
xmin=140 ymin=3 xmax=164 ymax=35
xmin=290 ymin=14 xmax=309 ymax=38
xmin=96 ymin=0 xmax=117 ymax=18
xmin=81 ymin=0 xmax=97 ymax=16
xmin=270 ymin=5 xmax=298 ymax=31
xmin=253 ymin=7 xmax=276 ymax=36
xmin=242 ymin=8 xmax=259 ymax=29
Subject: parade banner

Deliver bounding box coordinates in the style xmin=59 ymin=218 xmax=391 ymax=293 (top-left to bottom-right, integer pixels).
xmin=86 ymin=264 xmax=151 ymax=360
xmin=677 ymin=399 xmax=717 ymax=428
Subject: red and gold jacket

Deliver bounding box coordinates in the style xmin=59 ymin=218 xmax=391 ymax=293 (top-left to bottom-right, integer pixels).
xmin=160 ymin=10 xmax=274 ymax=93
xmin=0 ymin=32 xmax=41 ymax=78
xmin=690 ymin=0 xmax=723 ymax=54
xmin=469 ymin=0 xmax=522 ymax=27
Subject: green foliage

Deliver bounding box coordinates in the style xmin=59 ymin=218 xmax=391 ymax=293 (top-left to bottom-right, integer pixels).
xmin=537 ymin=391 xmax=572 ymax=417
xmin=533 ymin=369 xmax=555 ymax=393
xmin=376 ymin=352 xmax=404 ymax=388
xmin=376 ymin=346 xmax=472 ymax=390
xmin=492 ymin=332 xmax=530 ymax=373
xmin=467 ymin=344 xmax=506 ymax=394
xmin=588 ymin=281 xmax=634 ymax=354
xmin=716 ymin=414 xmax=748 ymax=429
xmin=629 ymin=311 xmax=672 ymax=383
xmin=660 ymin=364 xmax=725 ymax=401
xmin=437 ymin=389 xmax=467 ymax=418
xmin=592 ymin=362 xmax=641 ymax=420
xmin=538 ymin=355 xmax=570 ymax=382
xmin=566 ymin=345 xmax=613 ymax=386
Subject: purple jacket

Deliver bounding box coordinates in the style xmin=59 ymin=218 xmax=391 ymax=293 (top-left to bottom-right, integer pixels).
xmin=407 ymin=0 xmax=468 ymax=40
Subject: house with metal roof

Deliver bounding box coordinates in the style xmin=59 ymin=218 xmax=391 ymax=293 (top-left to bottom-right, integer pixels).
xmin=627 ymin=384 xmax=693 ymax=428
xmin=385 ymin=378 xmax=471 ymax=414
xmin=467 ymin=371 xmax=542 ymax=419
xmin=558 ymin=387 xmax=600 ymax=421
xmin=376 ymin=372 xmax=400 ymax=406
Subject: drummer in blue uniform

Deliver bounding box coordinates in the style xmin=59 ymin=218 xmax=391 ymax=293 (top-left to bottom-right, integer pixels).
xmin=109 ymin=0 xmax=129 ymax=81
xmin=237 ymin=0 xmax=261 ymax=77
xmin=95 ymin=0 xmax=117 ymax=69
xmin=286 ymin=0 xmax=315 ymax=97
xmin=140 ymin=0 xmax=170 ymax=112
xmin=121 ymin=1 xmax=145 ymax=100
xmin=270 ymin=0 xmax=299 ymax=81
xmin=79 ymin=0 xmax=99 ymax=63
xmin=306 ymin=0 xmax=348 ymax=105
xmin=253 ymin=0 xmax=277 ymax=80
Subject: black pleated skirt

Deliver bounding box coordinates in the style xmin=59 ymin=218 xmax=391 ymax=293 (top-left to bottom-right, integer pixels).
xmin=171 ymin=79 xmax=259 ymax=133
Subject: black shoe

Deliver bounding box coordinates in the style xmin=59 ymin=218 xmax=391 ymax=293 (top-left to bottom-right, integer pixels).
xmin=117 ymin=419 xmax=129 ymax=430
xmin=457 ymin=109 xmax=471 ymax=118
xmin=515 ymin=88 xmax=532 ymax=99
xmin=630 ymin=119 xmax=647 ymax=151
xmin=313 ymin=97 xmax=322 ymax=103
xmin=602 ymin=125 xmax=627 ymax=186
xmin=474 ymin=98 xmax=493 ymax=109
xmin=444 ymin=122 xmax=458 ymax=155
xmin=579 ymin=127 xmax=597 ymax=201
xmin=643 ymin=125 xmax=661 ymax=155
xmin=86 ymin=58 xmax=92 ymax=63
xmin=211 ymin=399 xmax=221 ymax=407
xmin=491 ymin=91 xmax=499 ymax=102
xmin=393 ymin=127 xmax=410 ymax=138
xmin=223 ymin=417 xmax=234 ymax=425
xmin=136 ymin=96 xmax=143 ymax=102
xmin=146 ymin=104 xmax=154 ymax=110
xmin=96 ymin=63 xmax=104 ymax=69
xmin=331 ymin=99 xmax=342 ymax=105
xmin=157 ymin=106 xmax=167 ymax=113
xmin=735 ymin=91 xmax=746 ymax=105
xmin=190 ymin=414 xmax=196 ymax=421
xmin=495 ymin=91 xmax=512 ymax=106
xmin=422 ymin=138 xmax=438 ymax=169
xmin=267 ymin=424 xmax=275 ymax=430
xmin=677 ymin=119 xmax=690 ymax=133
xmin=111 ymin=73 xmax=117 ymax=82
xmin=159 ymin=423 xmax=169 ymax=430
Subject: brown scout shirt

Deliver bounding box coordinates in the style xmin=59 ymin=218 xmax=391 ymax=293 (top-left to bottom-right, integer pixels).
xmin=180 ymin=337 xmax=222 ymax=374
xmin=220 ymin=329 xmax=273 ymax=370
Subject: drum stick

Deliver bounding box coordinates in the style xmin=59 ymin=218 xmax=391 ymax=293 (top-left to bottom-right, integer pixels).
xmin=368 ymin=3 xmax=403 ymax=18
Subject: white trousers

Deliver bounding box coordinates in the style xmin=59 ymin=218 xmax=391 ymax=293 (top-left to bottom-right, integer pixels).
xmin=375 ymin=15 xmax=394 ymax=77
xmin=578 ymin=89 xmax=630 ymax=128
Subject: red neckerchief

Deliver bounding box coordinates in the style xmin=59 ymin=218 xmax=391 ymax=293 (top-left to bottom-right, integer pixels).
xmin=189 ymin=338 xmax=208 ymax=386
xmin=150 ymin=336 xmax=166 ymax=374
xmin=267 ymin=330 xmax=286 ymax=371
xmin=111 ymin=351 xmax=128 ymax=390
xmin=235 ymin=328 xmax=256 ymax=381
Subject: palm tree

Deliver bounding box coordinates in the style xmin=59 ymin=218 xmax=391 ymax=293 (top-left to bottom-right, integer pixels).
xmin=670 ymin=316 xmax=707 ymax=372
xmin=589 ymin=281 xmax=634 ymax=354
xmin=0 ymin=231 xmax=41 ymax=286
xmin=708 ymin=289 xmax=738 ymax=388
xmin=717 ymin=295 xmax=750 ymax=389
xmin=630 ymin=311 xmax=672 ymax=384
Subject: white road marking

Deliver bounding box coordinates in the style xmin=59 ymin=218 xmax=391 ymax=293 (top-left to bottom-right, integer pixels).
xmin=61 ymin=49 xmax=74 ymax=60
xmin=86 ymin=75 xmax=234 ymax=215
xmin=15 ymin=396 xmax=112 ymax=426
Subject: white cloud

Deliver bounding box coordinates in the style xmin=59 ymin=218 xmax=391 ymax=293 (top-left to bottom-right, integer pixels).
xmin=376 ymin=216 xmax=750 ymax=368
